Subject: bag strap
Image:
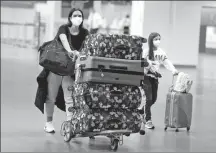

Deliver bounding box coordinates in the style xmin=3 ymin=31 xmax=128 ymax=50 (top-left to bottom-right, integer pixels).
xmin=67 ymin=30 xmax=73 ymax=49
xmin=53 ymin=27 xmax=75 ymax=51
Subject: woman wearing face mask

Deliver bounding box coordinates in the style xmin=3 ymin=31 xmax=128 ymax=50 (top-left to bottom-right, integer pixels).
xmin=34 ymin=8 xmax=89 ymax=133
xmin=141 ymin=32 xmax=178 ymax=129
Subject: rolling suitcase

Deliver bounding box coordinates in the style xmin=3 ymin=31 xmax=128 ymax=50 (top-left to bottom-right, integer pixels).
xmin=80 ymin=33 xmax=147 ymax=60
xmin=75 ymin=55 xmax=146 ymax=86
xmin=164 ymin=76 xmax=193 ymax=132
xmin=68 ymin=106 xmax=142 ymax=133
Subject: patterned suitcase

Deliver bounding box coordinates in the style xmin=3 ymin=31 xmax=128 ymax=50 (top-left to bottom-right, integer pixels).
xmin=68 ymin=107 xmax=142 ymax=133
xmin=80 ymin=33 xmax=147 ymax=60
xmin=164 ymin=91 xmax=193 ymax=132
xmin=73 ymin=82 xmax=142 ymax=109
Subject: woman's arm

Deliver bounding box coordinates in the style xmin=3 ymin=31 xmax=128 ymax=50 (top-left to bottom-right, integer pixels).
xmin=159 ymin=49 xmax=178 ymax=75
xmin=57 ymin=25 xmax=77 ymax=58
xmin=59 ymin=34 xmax=73 ymax=53
xmin=163 ymin=59 xmax=178 ymax=75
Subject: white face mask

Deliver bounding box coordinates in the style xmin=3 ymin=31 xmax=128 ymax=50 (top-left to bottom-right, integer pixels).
xmin=153 ymin=40 xmax=160 ymax=48
xmin=71 ymin=17 xmax=82 ymax=26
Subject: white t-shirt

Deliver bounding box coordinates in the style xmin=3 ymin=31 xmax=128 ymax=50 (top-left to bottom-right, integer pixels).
xmin=142 ymin=47 xmax=177 ymax=78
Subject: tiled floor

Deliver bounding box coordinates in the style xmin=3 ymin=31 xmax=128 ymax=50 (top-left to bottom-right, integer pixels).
xmin=1 ymin=44 xmax=216 ymax=152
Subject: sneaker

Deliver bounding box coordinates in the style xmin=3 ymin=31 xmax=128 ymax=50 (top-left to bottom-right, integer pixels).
xmin=145 ymin=120 xmax=155 ymax=129
xmin=44 ymin=122 xmax=55 ymax=133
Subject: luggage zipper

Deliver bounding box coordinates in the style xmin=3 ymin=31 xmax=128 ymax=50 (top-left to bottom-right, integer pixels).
xmin=169 ymin=94 xmax=172 ymax=126
xmin=169 ymin=92 xmax=175 ymax=127
xmin=82 ymin=68 xmax=144 ymax=76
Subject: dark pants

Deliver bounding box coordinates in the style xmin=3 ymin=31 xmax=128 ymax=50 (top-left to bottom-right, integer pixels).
xmin=142 ymin=76 xmax=158 ymax=122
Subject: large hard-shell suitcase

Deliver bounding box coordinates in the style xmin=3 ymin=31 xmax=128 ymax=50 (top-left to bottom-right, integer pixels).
xmin=75 ymin=55 xmax=145 ymax=86
xmin=164 ymin=91 xmax=193 ymax=132
xmin=80 ymin=34 xmax=147 ymax=60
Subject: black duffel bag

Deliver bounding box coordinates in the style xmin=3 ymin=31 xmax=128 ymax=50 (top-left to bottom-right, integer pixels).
xmin=39 ymin=38 xmax=76 ymax=76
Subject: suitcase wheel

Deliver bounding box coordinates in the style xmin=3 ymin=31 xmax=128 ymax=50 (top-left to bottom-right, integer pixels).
xmin=175 ymin=128 xmax=179 ymax=132
xmin=187 ymin=127 xmax=190 ymax=131
xmin=164 ymin=127 xmax=168 ymax=131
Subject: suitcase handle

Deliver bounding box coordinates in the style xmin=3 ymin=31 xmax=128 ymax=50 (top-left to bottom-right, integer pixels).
xmin=141 ymin=58 xmax=149 ymax=67
xmin=109 ymin=65 xmax=128 ymax=70
xmin=98 ymin=65 xmax=105 ymax=69
xmin=113 ymin=44 xmax=130 ymax=51
xmin=170 ymin=74 xmax=178 ymax=92
xmin=110 ymin=90 xmax=123 ymax=94
xmin=171 ymin=74 xmax=179 ymax=85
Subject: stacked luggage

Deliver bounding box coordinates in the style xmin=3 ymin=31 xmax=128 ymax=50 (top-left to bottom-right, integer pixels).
xmin=70 ymin=34 xmax=147 ymax=133
xmin=164 ymin=72 xmax=193 ymax=132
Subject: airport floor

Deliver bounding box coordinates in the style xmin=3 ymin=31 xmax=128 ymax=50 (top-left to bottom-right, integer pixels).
xmin=1 ymin=44 xmax=216 ymax=152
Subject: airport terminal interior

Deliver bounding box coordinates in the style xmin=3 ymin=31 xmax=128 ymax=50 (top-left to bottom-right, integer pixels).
xmin=1 ymin=1 xmax=216 ymax=152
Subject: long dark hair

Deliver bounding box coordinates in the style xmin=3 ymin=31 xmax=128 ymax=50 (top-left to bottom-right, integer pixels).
xmin=67 ymin=8 xmax=84 ymax=30
xmin=148 ymin=32 xmax=161 ymax=60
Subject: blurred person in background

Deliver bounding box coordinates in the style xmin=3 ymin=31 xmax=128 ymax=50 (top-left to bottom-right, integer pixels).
xmin=98 ymin=16 xmax=108 ymax=34
xmin=34 ymin=8 xmax=89 ymax=133
xmin=87 ymin=8 xmax=103 ymax=34
xmin=121 ymin=14 xmax=130 ymax=35
xmin=140 ymin=32 xmax=179 ymax=129
xmin=109 ymin=16 xmax=122 ymax=34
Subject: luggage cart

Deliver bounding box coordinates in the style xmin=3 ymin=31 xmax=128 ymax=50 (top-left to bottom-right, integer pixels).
xmin=60 ymin=120 xmax=132 ymax=151
xmin=60 ymin=64 xmax=145 ymax=151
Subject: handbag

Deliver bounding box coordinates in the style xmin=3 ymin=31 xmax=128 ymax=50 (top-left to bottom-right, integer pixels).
xmin=39 ymin=36 xmax=76 ymax=76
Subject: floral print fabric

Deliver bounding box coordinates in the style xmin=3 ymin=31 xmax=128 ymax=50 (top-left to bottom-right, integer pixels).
xmin=80 ymin=34 xmax=143 ymax=60
xmin=69 ymin=82 xmax=142 ymax=133
xmin=69 ymin=34 xmax=145 ymax=133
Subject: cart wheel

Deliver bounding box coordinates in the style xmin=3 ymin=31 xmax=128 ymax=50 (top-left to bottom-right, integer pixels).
xmin=63 ymin=122 xmax=75 ymax=142
xmin=175 ymin=128 xmax=179 ymax=132
xmin=164 ymin=127 xmax=167 ymax=131
xmin=187 ymin=127 xmax=190 ymax=131
xmin=139 ymin=130 xmax=145 ymax=135
xmin=89 ymin=136 xmax=95 ymax=139
xmin=110 ymin=139 xmax=119 ymax=151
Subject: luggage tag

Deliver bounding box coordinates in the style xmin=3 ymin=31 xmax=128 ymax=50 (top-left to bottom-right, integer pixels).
xmin=99 ymin=69 xmax=104 ymax=77
xmin=98 ymin=65 xmax=105 ymax=78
